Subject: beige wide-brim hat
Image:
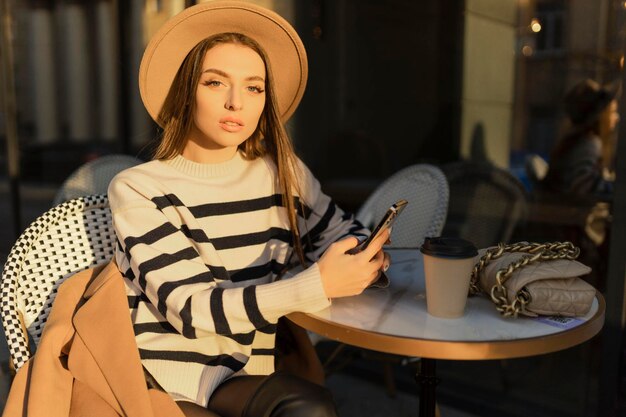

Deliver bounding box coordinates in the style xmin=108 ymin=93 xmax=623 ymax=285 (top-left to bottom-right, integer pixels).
xmin=139 ymin=0 xmax=308 ymax=126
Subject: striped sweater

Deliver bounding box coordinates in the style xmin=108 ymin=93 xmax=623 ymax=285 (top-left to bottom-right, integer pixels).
xmin=108 ymin=151 xmax=367 ymax=406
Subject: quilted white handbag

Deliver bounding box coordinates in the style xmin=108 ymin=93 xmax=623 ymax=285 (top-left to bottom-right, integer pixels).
xmin=470 ymin=242 xmax=596 ymax=318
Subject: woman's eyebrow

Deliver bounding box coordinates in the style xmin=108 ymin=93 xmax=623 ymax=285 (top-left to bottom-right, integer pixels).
xmin=202 ymin=68 xmax=265 ymax=82
xmin=202 ymin=68 xmax=228 ymax=77
xmin=246 ymin=75 xmax=265 ymax=82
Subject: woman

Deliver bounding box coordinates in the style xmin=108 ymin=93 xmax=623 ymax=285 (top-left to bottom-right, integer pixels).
xmin=108 ymin=2 xmax=389 ymax=417
xmin=544 ymin=78 xmax=620 ymax=197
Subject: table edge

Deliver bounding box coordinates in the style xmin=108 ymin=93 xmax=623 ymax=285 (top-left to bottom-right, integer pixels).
xmin=288 ymin=292 xmax=606 ymax=360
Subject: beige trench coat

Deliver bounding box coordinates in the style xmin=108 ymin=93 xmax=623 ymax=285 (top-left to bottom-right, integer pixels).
xmin=3 ymin=261 xmax=184 ymax=417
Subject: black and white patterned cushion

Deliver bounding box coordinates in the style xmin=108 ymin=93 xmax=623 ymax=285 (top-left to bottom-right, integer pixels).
xmin=1 ymin=194 xmax=115 ymax=371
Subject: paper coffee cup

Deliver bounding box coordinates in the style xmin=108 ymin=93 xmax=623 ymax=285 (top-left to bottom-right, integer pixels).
xmin=420 ymin=237 xmax=478 ymax=318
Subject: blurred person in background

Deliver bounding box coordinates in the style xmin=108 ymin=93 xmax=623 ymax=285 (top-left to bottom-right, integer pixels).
xmin=544 ymin=78 xmax=620 ymax=198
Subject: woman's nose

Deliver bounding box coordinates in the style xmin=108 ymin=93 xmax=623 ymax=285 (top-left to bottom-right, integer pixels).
xmin=225 ymin=89 xmax=243 ymax=111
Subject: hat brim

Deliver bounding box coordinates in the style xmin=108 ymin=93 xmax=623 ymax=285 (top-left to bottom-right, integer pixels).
xmin=139 ymin=1 xmax=308 ymax=126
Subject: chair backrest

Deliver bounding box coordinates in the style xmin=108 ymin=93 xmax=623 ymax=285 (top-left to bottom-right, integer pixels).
xmin=53 ymin=154 xmax=142 ymax=206
xmin=1 ymin=194 xmax=115 ymax=371
xmin=356 ymin=164 xmax=449 ymax=248
xmin=442 ymin=161 xmax=529 ymax=248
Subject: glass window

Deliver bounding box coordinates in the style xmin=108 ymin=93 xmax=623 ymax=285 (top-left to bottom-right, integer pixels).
xmin=1 ymin=1 xmax=624 ymax=415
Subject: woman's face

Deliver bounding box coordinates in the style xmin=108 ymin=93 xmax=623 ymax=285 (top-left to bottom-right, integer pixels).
xmin=184 ymin=43 xmax=266 ymax=162
xmin=602 ymin=99 xmax=620 ymax=133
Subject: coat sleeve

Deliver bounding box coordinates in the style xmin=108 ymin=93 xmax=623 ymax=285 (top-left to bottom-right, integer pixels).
xmin=2 ymin=360 xmax=31 ymax=417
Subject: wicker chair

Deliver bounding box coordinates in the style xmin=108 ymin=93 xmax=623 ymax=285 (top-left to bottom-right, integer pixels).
xmin=1 ymin=194 xmax=115 ymax=372
xmin=53 ymin=154 xmax=142 ymax=206
xmin=356 ymin=164 xmax=449 ymax=248
xmin=442 ymin=161 xmax=529 ymax=248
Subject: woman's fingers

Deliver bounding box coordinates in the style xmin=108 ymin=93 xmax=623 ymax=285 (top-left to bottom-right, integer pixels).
xmin=332 ymin=236 xmax=360 ymax=253
xmin=382 ymin=251 xmax=391 ymax=272
xmin=368 ymin=270 xmax=381 ymax=286
xmin=370 ymin=248 xmax=384 ymax=262
xmin=363 ymin=229 xmax=390 ymax=259
xmin=369 ymin=250 xmax=391 ymax=287
xmin=318 ymin=231 xmax=392 ymax=298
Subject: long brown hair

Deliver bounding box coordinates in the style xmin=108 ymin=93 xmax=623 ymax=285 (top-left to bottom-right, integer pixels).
xmin=155 ymin=33 xmax=306 ymax=265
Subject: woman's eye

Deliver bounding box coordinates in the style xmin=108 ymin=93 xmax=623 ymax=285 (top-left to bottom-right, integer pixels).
xmin=204 ymin=80 xmax=222 ymax=87
xmin=247 ymin=86 xmax=265 ymax=93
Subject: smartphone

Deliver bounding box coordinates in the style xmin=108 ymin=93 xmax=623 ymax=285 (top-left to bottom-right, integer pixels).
xmin=346 ymin=199 xmax=408 ymax=255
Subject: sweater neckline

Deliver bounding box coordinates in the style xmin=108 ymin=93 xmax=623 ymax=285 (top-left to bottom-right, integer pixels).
xmin=162 ymin=151 xmax=248 ymax=178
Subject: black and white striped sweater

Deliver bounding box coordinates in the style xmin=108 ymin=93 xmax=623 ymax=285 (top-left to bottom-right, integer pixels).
xmin=108 ymin=151 xmax=367 ymax=406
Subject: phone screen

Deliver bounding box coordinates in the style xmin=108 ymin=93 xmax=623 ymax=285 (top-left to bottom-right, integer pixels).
xmin=346 ymin=199 xmax=408 ymax=254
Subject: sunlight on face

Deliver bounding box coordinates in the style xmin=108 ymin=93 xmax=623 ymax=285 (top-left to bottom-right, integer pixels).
xmin=183 ymin=43 xmax=266 ymax=163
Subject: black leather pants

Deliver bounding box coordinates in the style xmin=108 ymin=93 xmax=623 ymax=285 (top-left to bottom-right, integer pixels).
xmin=242 ymin=373 xmax=338 ymax=417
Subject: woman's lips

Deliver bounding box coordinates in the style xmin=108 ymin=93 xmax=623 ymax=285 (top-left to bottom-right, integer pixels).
xmin=219 ymin=117 xmax=244 ymax=133
xmin=219 ymin=121 xmax=244 ymax=132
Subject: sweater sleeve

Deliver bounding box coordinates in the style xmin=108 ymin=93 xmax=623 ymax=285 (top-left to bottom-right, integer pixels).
xmin=295 ymin=160 xmax=370 ymax=262
xmin=108 ymin=173 xmax=330 ymax=339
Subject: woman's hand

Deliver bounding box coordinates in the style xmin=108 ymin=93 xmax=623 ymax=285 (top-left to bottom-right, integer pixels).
xmin=318 ymin=229 xmax=390 ymax=298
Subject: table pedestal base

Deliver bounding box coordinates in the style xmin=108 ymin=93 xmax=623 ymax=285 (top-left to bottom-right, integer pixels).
xmin=416 ymin=358 xmax=439 ymax=417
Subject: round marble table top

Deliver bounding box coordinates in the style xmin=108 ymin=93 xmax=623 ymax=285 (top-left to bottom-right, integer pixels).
xmin=288 ymin=248 xmax=605 ymax=360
